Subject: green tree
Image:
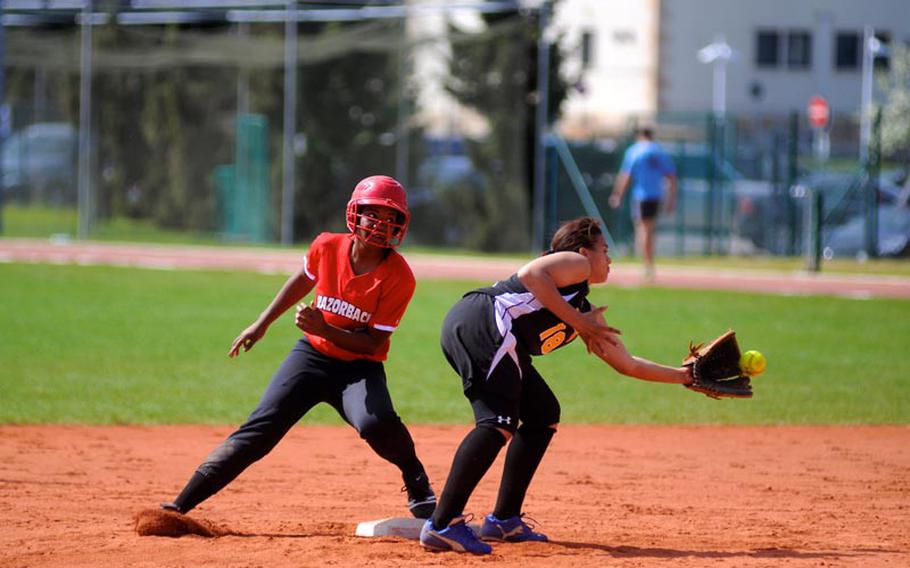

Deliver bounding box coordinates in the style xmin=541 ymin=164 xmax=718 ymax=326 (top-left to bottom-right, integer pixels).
xmin=444 ymin=1 xmax=569 ymax=251
xmin=246 ymin=19 xmax=405 ymax=241
xmin=876 ymin=43 xmax=910 ymax=163
xmin=137 ymin=26 xmax=236 ymax=231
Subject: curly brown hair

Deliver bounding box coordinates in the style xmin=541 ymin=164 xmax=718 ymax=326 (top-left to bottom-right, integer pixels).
xmin=547 ymin=216 xmax=603 ymax=254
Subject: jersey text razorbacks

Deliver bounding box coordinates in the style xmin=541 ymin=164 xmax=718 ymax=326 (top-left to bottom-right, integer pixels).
xmin=316 ymin=294 xmax=371 ymax=323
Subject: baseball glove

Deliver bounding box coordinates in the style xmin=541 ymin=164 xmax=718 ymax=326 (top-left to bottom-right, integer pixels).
xmin=683 ymin=330 xmax=753 ymax=399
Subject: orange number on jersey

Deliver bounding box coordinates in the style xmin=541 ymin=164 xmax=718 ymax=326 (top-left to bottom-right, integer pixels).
xmin=539 ymin=323 xmax=567 ymax=354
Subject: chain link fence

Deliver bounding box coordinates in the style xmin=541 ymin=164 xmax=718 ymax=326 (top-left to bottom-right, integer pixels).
xmin=2 ymin=5 xmax=907 ymax=260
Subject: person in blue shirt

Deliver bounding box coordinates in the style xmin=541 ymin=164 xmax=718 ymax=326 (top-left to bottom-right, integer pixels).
xmin=609 ymin=127 xmax=677 ymax=280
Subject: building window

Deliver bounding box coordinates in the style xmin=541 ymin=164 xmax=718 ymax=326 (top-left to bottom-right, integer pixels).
xmin=581 ymin=30 xmax=595 ymax=69
xmin=787 ymin=31 xmax=812 ymax=68
xmin=756 ymin=30 xmax=779 ymax=67
xmin=835 ymin=31 xmax=860 ymax=70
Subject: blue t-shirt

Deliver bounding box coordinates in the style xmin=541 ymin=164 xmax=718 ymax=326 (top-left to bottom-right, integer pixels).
xmin=620 ymin=141 xmax=676 ymax=201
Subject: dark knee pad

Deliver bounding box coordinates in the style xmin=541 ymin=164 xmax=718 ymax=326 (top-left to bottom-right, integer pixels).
xmin=516 ymin=422 xmax=557 ymax=445
xmin=356 ymin=413 xmax=402 ymax=442
xmin=522 ymin=398 xmax=560 ymax=429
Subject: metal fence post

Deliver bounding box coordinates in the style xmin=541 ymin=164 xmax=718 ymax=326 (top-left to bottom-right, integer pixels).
xmin=676 ymin=138 xmax=685 ymax=257
xmin=770 ymin=132 xmax=782 ymax=254
xmin=280 ymin=0 xmax=297 ymax=246
xmin=787 ymin=111 xmax=799 ymax=255
xmin=0 ymin=0 xmax=5 ymax=236
xmin=531 ymin=1 xmax=552 ymax=253
xmin=77 ymin=1 xmax=94 ymax=240
xmin=545 ymin=140 xmax=558 ymax=239
xmin=805 ymin=188 xmax=823 ymax=272
xmin=704 ymin=113 xmax=716 ymax=255
xmin=864 ymin=107 xmax=882 ymax=258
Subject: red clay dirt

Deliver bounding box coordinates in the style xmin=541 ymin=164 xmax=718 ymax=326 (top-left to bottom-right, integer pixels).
xmin=1 ymin=424 xmax=908 ymax=567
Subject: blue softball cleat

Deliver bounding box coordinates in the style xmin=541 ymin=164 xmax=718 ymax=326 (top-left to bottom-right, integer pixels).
xmin=479 ymin=513 xmax=548 ymax=542
xmin=419 ymin=514 xmax=492 ymax=554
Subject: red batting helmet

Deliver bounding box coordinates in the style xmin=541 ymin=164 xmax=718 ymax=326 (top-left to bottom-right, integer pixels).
xmin=345 ymin=175 xmax=410 ymax=248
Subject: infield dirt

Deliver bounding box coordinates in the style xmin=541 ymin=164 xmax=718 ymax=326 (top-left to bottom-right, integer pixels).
xmin=1 ymin=424 xmax=907 ymax=567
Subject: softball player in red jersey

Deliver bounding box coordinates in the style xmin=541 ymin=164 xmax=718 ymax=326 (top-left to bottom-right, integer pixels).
xmin=161 ymin=175 xmax=436 ymax=519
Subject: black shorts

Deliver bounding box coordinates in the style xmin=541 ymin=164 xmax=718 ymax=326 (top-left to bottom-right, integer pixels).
xmin=441 ymin=294 xmax=561 ymax=432
xmin=635 ymin=199 xmax=661 ymax=220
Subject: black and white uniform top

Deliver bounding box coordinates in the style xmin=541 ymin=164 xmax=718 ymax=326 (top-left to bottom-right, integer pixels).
xmin=441 ymin=273 xmax=591 ymax=395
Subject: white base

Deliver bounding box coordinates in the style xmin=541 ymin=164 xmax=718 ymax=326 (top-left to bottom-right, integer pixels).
xmin=354 ymin=517 xmax=482 ymax=540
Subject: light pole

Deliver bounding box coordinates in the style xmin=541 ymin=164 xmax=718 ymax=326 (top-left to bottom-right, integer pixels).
xmin=77 ymin=0 xmax=94 ymax=240
xmin=697 ymin=35 xmax=734 ymax=255
xmin=531 ymin=0 xmax=552 ymax=252
xmin=697 ymin=35 xmax=733 ymax=118
xmin=280 ymin=0 xmax=297 ymax=246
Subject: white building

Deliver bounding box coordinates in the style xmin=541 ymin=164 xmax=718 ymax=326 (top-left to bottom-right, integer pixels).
xmin=555 ymin=0 xmax=910 ymax=136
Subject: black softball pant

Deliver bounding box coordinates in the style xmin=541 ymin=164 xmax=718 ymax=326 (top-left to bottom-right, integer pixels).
xmin=194 ymin=337 xmax=423 ymax=496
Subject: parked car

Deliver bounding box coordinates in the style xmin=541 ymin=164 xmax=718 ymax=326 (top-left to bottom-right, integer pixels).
xmin=1 ymin=122 xmax=77 ymax=204
xmin=822 ymin=206 xmax=910 ymax=259
xmin=731 ymin=168 xmax=909 ymax=255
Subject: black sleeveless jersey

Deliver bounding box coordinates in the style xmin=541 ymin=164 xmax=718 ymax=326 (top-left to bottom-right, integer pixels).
xmin=468 ymin=273 xmax=591 ymax=358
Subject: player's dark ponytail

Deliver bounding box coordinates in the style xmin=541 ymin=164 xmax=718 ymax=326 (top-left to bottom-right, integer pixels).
xmin=546 ymin=216 xmax=602 ymax=255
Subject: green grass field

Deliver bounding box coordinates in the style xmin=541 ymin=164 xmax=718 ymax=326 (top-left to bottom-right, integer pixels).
xmin=1 ymin=262 xmax=908 ymax=425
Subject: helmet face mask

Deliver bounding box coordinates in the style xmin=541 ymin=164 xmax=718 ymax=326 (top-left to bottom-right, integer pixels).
xmin=348 ymin=205 xmax=407 ymax=248
xmin=345 ymin=175 xmax=410 ymax=248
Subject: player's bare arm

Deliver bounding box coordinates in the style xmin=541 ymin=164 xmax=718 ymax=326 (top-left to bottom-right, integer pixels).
xmin=609 ymin=172 xmax=630 ymax=208
xmin=518 ymin=252 xmax=619 ymax=349
xmin=295 ymin=302 xmax=390 ymax=355
xmin=592 ymin=335 xmax=692 ymax=385
xmin=228 ymin=266 xmax=315 ymax=357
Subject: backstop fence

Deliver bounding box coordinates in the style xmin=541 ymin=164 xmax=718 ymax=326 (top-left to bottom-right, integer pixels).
xmin=1 ymin=3 xmax=904 ymax=261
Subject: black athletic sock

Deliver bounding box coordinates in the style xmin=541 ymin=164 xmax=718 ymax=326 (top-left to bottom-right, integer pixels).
xmin=431 ymin=426 xmax=507 ymax=530
xmin=171 ymin=471 xmax=219 ymax=514
xmin=492 ymin=425 xmax=556 ymax=520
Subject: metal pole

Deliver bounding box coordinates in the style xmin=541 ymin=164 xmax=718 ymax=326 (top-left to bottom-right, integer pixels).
xmin=531 ymin=1 xmax=551 ymax=252
xmin=280 ymin=0 xmax=297 ymax=245
xmin=804 ymin=188 xmax=823 ymax=272
xmin=787 ymin=111 xmax=799 ymax=255
xmin=771 ymin=132 xmax=782 ymax=253
xmin=865 ymin=107 xmax=881 ymax=258
xmin=545 ymin=142 xmax=557 ymax=238
xmin=395 ymin=16 xmax=409 ymax=187
xmin=77 ymin=1 xmax=94 ymax=240
xmin=714 ymin=58 xmax=726 ymax=118
xmin=676 ymin=139 xmax=685 ymax=257
xmin=704 ymin=113 xmax=715 ymax=255
xmin=236 ymin=21 xmax=250 ymax=116
xmin=859 ymin=26 xmax=874 ymax=164
xmin=0 ymin=0 xmax=5 ymax=235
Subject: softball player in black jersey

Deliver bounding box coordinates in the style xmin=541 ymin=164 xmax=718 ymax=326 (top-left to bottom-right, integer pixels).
xmin=419 ymin=216 xmax=695 ymax=554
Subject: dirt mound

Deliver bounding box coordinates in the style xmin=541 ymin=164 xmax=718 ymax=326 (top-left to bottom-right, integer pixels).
xmin=134 ymin=508 xmax=232 ymax=537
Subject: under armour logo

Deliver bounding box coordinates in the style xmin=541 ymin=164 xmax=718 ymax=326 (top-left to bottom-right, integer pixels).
xmin=497 ymin=416 xmax=511 ymax=425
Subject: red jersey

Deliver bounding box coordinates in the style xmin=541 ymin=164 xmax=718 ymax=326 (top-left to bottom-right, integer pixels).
xmin=303 ymin=232 xmax=415 ymax=362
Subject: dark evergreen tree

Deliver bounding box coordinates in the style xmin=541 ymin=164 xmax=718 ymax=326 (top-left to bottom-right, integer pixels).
xmin=444 ymin=1 xmax=569 ymax=251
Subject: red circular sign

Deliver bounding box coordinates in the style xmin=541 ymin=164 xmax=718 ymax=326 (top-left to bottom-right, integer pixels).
xmin=808 ymin=95 xmax=830 ymax=129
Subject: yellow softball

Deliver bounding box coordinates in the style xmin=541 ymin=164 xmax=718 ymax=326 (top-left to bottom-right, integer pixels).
xmin=739 ymin=350 xmax=767 ymax=376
